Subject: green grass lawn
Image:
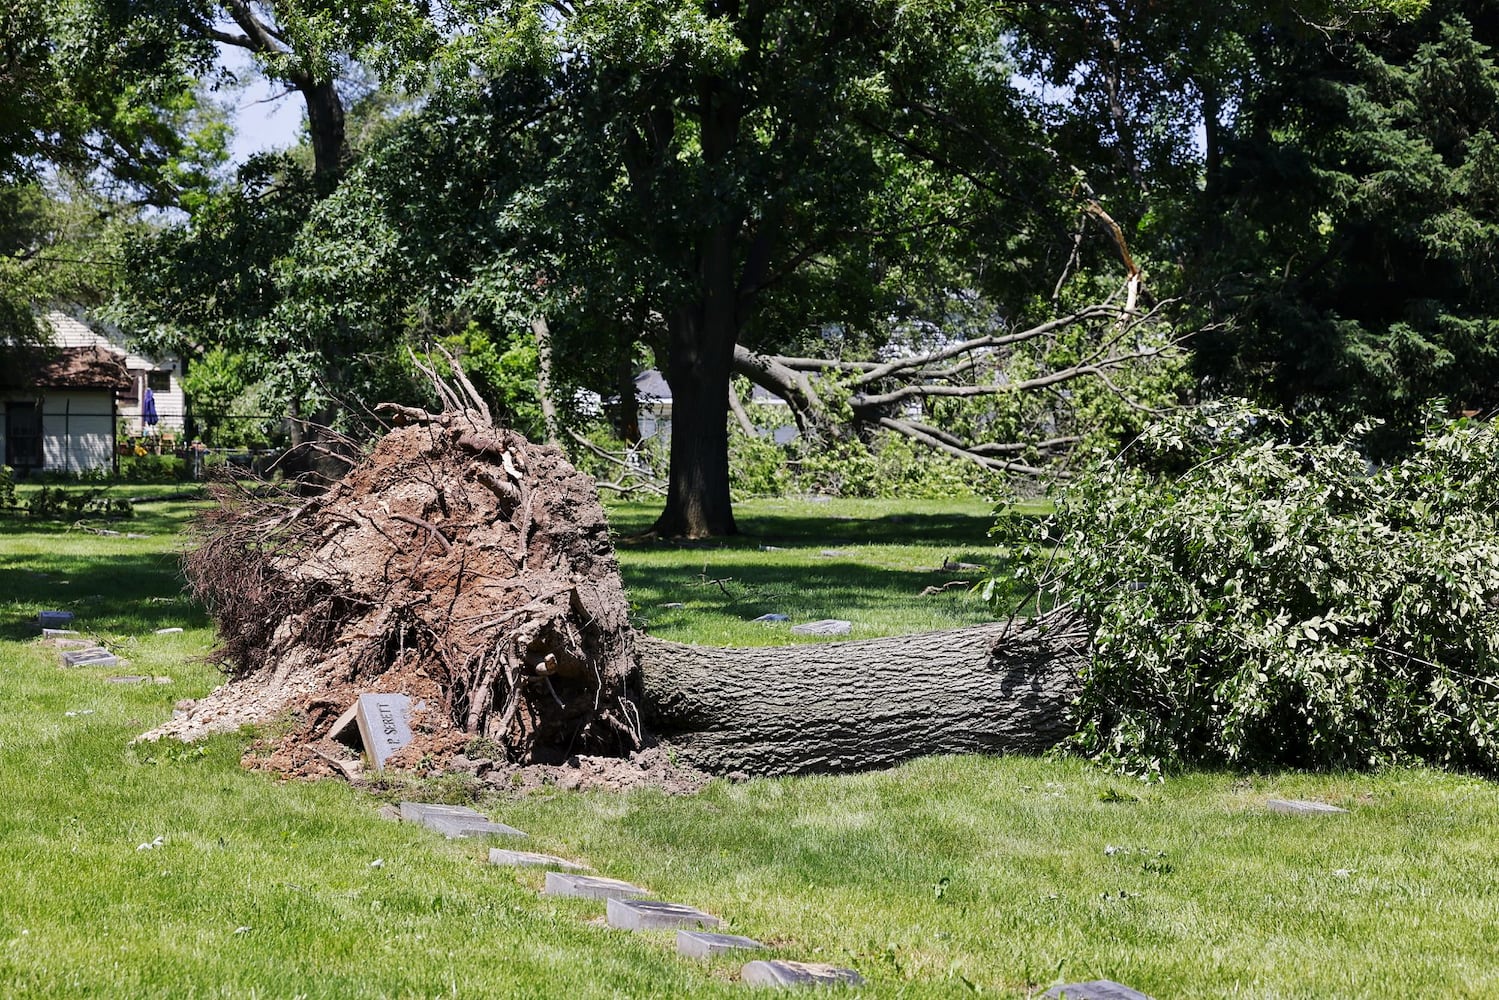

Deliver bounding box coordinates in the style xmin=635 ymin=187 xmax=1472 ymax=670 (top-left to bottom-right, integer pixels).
xmin=1 ymin=497 xmax=1497 ymax=998
xmin=607 ymin=497 xmax=1021 ymax=645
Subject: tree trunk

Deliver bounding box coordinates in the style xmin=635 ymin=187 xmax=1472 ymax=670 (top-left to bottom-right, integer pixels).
xmin=299 ymin=75 xmax=349 ymax=183
xmin=531 ymin=315 xmax=561 ymax=447
xmin=614 ymin=329 xmax=641 ymax=445
xmin=653 ymin=304 xmax=737 ymax=538
xmin=636 ymin=617 xmax=1083 ymax=776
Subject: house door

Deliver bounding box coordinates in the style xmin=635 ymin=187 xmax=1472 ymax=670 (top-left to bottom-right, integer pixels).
xmin=5 ymin=402 xmax=42 ymax=474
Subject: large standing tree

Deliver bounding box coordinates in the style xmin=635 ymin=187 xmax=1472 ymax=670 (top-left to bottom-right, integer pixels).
xmin=409 ymin=1 xmax=1075 ymax=537
xmin=1197 ymin=0 xmax=1499 ymax=448
xmin=0 ymin=0 xmax=227 ymax=346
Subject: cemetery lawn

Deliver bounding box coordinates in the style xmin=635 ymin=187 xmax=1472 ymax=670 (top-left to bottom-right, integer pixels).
xmin=0 ymin=497 xmax=1496 ymax=998
xmin=606 ymin=497 xmax=1030 ymax=645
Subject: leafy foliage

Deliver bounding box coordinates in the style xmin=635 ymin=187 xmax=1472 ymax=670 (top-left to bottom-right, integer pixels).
xmin=1198 ymin=2 xmax=1499 ymax=450
xmin=24 ymin=487 xmax=134 ymax=521
xmin=997 ymin=402 xmax=1499 ymax=777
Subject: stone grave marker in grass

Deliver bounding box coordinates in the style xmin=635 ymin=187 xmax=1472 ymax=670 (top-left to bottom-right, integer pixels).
xmin=399 ymin=802 xmax=483 ymax=823
xmin=488 ymin=848 xmax=588 ymax=871
xmin=740 ymin=961 xmax=864 ymax=988
xmin=1043 ymin=980 xmax=1154 ymax=999
xmin=677 ymin=930 xmax=765 ymax=959
xmin=425 ymin=814 xmax=526 ymax=840
xmin=543 ymin=872 xmax=649 ymax=900
xmin=397 ymin=801 xmax=525 ymax=839
xmin=41 ymin=628 xmax=78 ymax=638
xmin=606 ymin=898 xmax=721 ymax=932
xmin=789 ymin=619 xmax=851 ymax=636
xmin=1265 ymin=798 xmax=1348 ymax=816
xmin=38 ymin=611 xmax=74 ymax=629
xmin=105 ymin=676 xmax=151 ymax=684
xmin=60 ymin=647 xmax=119 ymax=667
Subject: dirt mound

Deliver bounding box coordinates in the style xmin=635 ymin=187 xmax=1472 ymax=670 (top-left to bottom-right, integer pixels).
xmin=146 ymin=391 xmax=642 ymax=771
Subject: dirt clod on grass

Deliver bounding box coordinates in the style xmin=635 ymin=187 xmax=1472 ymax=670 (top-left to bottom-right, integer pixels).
xmin=143 ymin=394 xmax=644 ymax=779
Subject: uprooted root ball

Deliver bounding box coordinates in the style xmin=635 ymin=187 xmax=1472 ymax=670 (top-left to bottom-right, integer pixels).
xmin=156 ymin=405 xmax=642 ymax=766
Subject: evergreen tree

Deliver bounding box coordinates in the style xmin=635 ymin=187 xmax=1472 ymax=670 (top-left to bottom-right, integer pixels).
xmin=1199 ymin=1 xmax=1499 ymax=448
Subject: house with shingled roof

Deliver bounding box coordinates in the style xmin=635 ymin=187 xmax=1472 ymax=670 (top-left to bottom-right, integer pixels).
xmin=0 ymin=312 xmax=185 ymax=476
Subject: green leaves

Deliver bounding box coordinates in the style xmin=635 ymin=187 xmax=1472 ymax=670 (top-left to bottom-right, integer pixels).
xmin=998 ymin=401 xmax=1499 ymax=776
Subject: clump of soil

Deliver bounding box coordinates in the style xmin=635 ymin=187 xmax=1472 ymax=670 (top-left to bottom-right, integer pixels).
xmin=249 ymin=733 xmax=712 ymax=795
xmin=145 ymin=387 xmax=643 ymax=775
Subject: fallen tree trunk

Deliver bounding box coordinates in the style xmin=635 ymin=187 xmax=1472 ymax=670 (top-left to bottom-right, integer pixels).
xmin=637 ymin=614 xmax=1085 ymax=776
xmin=158 ymin=359 xmax=1086 ymax=780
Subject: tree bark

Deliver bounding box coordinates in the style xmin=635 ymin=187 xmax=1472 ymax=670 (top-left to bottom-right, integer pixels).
xmin=614 ymin=327 xmax=641 ymax=445
xmin=636 ymin=618 xmax=1083 ymax=776
xmin=653 ymin=302 xmax=738 ymax=538
xmin=531 ymin=315 xmax=561 ymax=447
xmin=298 ymin=74 xmax=349 ymax=183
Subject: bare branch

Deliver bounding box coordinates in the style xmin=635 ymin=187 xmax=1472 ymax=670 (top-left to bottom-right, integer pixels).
xmin=875 ymin=417 xmax=1059 ymax=478
xmin=435 ymin=344 xmax=493 ymax=425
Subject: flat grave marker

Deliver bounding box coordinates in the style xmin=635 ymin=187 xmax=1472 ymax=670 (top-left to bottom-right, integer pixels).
xmin=60 ymin=647 xmax=119 ymax=667
xmin=676 ymin=930 xmax=765 ymax=959
xmin=606 ymin=898 xmax=721 ymax=932
xmin=354 ymin=693 xmax=415 ymax=771
xmin=488 ymin=848 xmax=588 ymax=872
xmin=424 ymin=814 xmax=526 ymax=840
xmin=105 ymin=675 xmax=151 ymax=684
xmin=398 ymin=801 xmax=483 ymax=824
xmin=1265 ymin=798 xmax=1349 ymax=816
xmin=790 ymin=619 xmax=852 ymax=637
xmin=1043 ymin=980 xmax=1153 ymax=1000
xmin=543 ymin=872 xmax=649 ymax=900
xmin=41 ymin=628 xmax=79 ymax=638
xmin=38 ymin=611 xmax=75 ymax=629
xmin=740 ymin=960 xmax=864 ymax=988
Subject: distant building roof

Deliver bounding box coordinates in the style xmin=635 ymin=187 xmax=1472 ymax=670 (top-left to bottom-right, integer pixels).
xmin=1 ymin=345 xmax=132 ymax=391
xmin=634 ymin=369 xmax=672 ymax=401
xmin=43 ymin=310 xmax=172 ymax=372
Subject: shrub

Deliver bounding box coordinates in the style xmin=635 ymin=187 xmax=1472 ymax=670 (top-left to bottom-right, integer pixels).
xmin=25 ymin=487 xmax=134 ymax=521
xmin=994 ymin=402 xmax=1499 ymax=777
xmin=0 ymin=465 xmax=14 ymax=509
xmin=729 ymin=427 xmax=793 ymax=499
xmin=118 ymin=453 xmax=187 ymax=483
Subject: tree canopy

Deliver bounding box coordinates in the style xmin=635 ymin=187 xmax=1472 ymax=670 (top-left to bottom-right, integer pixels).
xmin=45 ymin=0 xmax=1499 ymax=535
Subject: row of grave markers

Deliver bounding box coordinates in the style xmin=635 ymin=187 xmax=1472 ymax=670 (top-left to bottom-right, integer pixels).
xmin=324 ymin=693 xmax=1196 ymax=995
xmin=39 ymin=612 xmax=179 ymax=684
xmin=396 ymin=798 xmax=1185 ymax=996
xmin=398 ymin=798 xmax=871 ymax=989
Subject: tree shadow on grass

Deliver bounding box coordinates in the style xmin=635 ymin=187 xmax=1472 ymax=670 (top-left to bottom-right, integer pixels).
xmin=0 ymin=550 xmax=207 ymax=642
xmin=612 ymin=509 xmax=999 ymax=552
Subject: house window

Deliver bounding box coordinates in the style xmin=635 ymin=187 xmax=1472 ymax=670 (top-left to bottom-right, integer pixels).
xmin=146 ymin=370 xmax=171 ymax=392
xmin=4 ymin=402 xmax=43 ymax=472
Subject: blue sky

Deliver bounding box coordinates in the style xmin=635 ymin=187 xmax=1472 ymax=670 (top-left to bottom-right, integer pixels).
xmin=221 ymin=50 xmax=304 ymax=165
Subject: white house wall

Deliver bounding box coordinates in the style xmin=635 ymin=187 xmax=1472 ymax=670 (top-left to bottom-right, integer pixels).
xmin=40 ymin=392 xmax=113 ymax=474
xmin=122 ymin=369 xmax=186 ymax=435
xmin=46 ymin=312 xmax=185 ymax=433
